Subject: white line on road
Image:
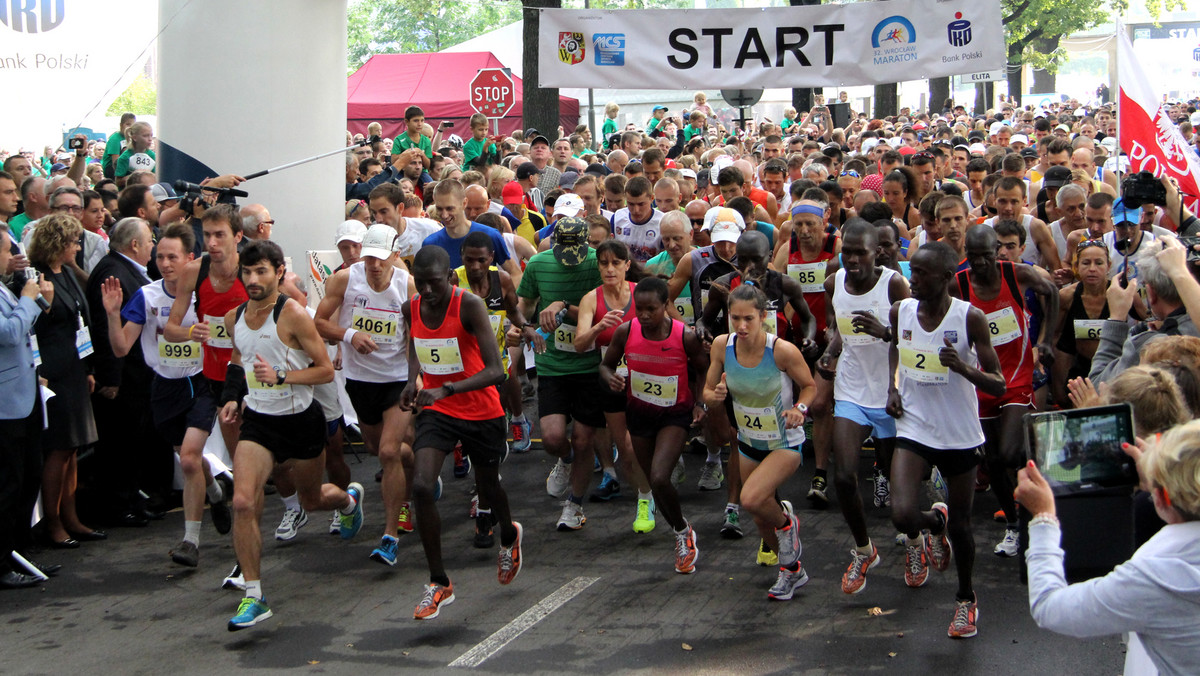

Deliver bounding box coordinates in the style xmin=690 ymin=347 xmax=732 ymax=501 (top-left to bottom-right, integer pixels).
xmin=448 ymin=576 xmax=600 ymax=669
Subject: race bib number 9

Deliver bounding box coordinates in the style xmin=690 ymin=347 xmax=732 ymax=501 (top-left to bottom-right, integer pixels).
xmin=158 ymin=338 xmax=202 ymax=368
xmin=351 ymin=307 xmax=400 ymax=345
xmin=205 ymin=315 xmax=232 ymax=349
xmin=899 ymin=344 xmax=948 ymax=384
xmin=1074 ymin=319 xmax=1104 ymax=341
xmin=732 ymin=402 xmax=782 ymax=441
xmin=787 ymin=262 xmax=826 ymax=293
xmin=630 ymin=371 xmax=678 ymax=407
xmin=415 ymin=336 xmax=464 ymax=375
xmin=674 ymin=298 xmax=695 ymax=325
xmin=985 ymin=306 xmax=1021 ymax=346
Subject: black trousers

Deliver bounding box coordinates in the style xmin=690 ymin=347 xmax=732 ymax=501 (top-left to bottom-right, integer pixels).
xmin=89 ymin=387 xmax=172 ymax=512
xmin=0 ymin=394 xmax=43 ymax=572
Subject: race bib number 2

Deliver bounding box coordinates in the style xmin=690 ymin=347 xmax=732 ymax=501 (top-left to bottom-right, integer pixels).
xmin=899 ymin=344 xmax=948 ymax=384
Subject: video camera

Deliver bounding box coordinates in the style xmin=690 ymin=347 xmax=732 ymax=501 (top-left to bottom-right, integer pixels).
xmin=174 ymin=180 xmax=246 ymax=217
xmin=1120 ymin=171 xmax=1167 ymax=209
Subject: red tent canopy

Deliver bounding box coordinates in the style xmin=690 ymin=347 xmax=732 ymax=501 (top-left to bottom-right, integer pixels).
xmin=347 ymin=52 xmax=579 ymax=140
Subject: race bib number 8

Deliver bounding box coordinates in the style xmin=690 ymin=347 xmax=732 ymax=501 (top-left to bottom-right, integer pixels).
xmin=205 ymin=315 xmax=232 ymax=349
xmin=985 ymin=306 xmax=1021 ymax=346
xmin=351 ymin=307 xmax=400 ymax=345
xmin=899 ymin=345 xmax=948 ymax=384
xmin=630 ymin=371 xmax=678 ymax=407
xmin=787 ymin=262 xmax=826 ymax=293
xmin=732 ymin=401 xmax=782 ymax=441
xmin=1074 ymin=319 xmax=1104 ymax=341
xmin=415 ymin=336 xmax=464 ymax=375
xmin=158 ymin=338 xmax=202 ymax=368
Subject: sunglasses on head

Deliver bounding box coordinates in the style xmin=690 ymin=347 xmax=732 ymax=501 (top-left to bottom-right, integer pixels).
xmin=839 ymin=170 xmax=860 ymax=178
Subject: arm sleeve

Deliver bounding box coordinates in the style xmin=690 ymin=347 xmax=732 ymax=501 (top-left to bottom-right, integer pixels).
xmin=120 ymin=287 xmax=147 ymax=326
xmin=1088 ymin=320 xmax=1134 ymax=384
xmin=0 ymin=296 xmax=40 ymax=347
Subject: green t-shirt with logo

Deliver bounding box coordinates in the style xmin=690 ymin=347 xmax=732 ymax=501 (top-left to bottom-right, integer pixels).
xmin=461 ymin=136 xmax=497 ymax=171
xmin=115 ymin=148 xmax=156 ymax=177
xmin=102 ymin=130 xmax=126 ymax=175
xmin=515 ymin=248 xmax=602 ymax=376
xmin=395 ymin=133 xmax=433 ymax=160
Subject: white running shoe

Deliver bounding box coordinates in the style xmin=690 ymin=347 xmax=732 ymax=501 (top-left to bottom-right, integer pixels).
xmin=993 ymin=527 xmax=1020 ymax=558
xmin=546 ymin=459 xmax=571 ymax=498
xmin=556 ymin=500 xmax=586 ymax=531
xmin=275 ymin=507 xmax=308 ymax=541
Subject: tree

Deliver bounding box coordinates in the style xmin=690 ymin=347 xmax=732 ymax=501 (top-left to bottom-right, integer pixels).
xmin=523 ymin=0 xmax=562 ymax=139
xmin=106 ymin=73 xmax=156 ymax=116
xmin=346 ymin=0 xmax=522 ymax=74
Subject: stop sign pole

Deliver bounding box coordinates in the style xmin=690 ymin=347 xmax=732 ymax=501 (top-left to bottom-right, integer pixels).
xmin=469 ymin=67 xmax=515 ymax=135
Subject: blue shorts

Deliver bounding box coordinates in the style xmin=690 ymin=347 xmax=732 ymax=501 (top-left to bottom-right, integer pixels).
xmin=834 ymin=400 xmax=897 ymax=439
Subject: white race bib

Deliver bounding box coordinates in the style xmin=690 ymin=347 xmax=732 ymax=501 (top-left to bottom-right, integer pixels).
xmin=899 ymin=344 xmax=948 ymax=384
xmin=351 ymin=307 xmax=400 ymax=345
xmin=630 ymin=370 xmax=678 ymax=407
xmin=985 ymin=306 xmax=1022 ymax=346
xmin=732 ymin=401 xmax=782 ymax=441
xmin=788 ymin=262 xmax=826 ymax=293
xmin=1073 ymin=319 xmax=1104 ymax=341
xmin=158 ymin=337 xmax=202 ymax=369
xmin=31 ymin=334 xmax=41 ymax=368
xmin=247 ymin=369 xmax=291 ymax=399
xmin=415 ymin=336 xmax=463 ymax=375
xmin=205 ymin=315 xmax=232 ymax=349
xmin=836 ymin=313 xmax=881 ymax=346
xmin=75 ymin=314 xmax=93 ymax=359
xmin=674 ymin=296 xmax=695 ymax=326
xmin=128 ymin=152 xmax=155 ymax=171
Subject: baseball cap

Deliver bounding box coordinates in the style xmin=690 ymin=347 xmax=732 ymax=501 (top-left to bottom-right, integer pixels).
xmin=912 ymin=122 xmax=927 ymax=131
xmin=530 ymin=134 xmax=551 ymax=147
xmin=968 ymin=142 xmax=987 ymax=155
xmin=150 ymin=182 xmax=179 ymax=202
xmin=584 ymin=163 xmax=610 ymax=177
xmin=989 ymin=121 xmax=1007 ymax=136
xmin=707 ymin=208 xmax=746 ymax=243
xmin=1010 ymin=134 xmax=1029 ymax=146
xmin=652 ymin=105 xmax=668 ymax=112
xmin=501 ymin=180 xmax=525 ymax=205
xmin=1055 ymin=123 xmax=1071 ymax=133
xmin=898 ymin=145 xmax=917 ymax=156
xmin=516 ymin=162 xmax=543 ymax=180
xmin=558 ymin=171 xmax=579 ymax=188
xmin=1112 ymin=197 xmax=1142 ymax=226
xmin=553 ymin=193 xmax=584 ymax=218
xmin=552 ymin=216 xmax=588 ymax=266
xmin=1020 ymin=147 xmax=1039 ymax=159
xmin=1100 ymin=136 xmax=1119 ymax=153
xmin=335 ymin=219 xmax=367 ymax=245
xmin=709 ymin=155 xmax=734 ymax=184
xmin=678 ymin=168 xmax=697 ymax=180
xmin=1042 ymin=166 xmax=1073 ymax=188
xmin=50 ymin=163 xmax=67 ymax=173
xmin=360 ymin=223 xmax=399 ymax=260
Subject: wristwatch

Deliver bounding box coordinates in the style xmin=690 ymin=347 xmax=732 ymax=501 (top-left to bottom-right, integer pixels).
xmin=273 ymin=366 xmax=287 ymax=385
xmin=443 ymin=382 xmax=457 ymax=396
xmin=795 ymin=402 xmax=808 ymax=415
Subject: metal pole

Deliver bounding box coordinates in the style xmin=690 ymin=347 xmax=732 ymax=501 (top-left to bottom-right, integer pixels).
xmin=586 ymin=0 xmax=596 ymax=148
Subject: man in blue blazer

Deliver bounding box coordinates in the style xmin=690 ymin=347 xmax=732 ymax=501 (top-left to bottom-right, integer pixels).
xmin=0 ymin=223 xmax=54 ymax=589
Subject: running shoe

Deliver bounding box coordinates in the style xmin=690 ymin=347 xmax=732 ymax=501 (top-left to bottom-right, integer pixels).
xmin=275 ymin=507 xmax=308 ymax=541
xmin=474 ymin=511 xmax=496 ymax=548
xmin=947 ymin=595 xmax=979 ymax=639
xmin=453 ymin=445 xmax=471 ymax=478
xmin=841 ymin=544 xmax=880 ymax=595
xmin=170 ymin=540 xmax=199 ymax=568
xmin=370 ymin=534 xmax=399 ymax=566
xmin=904 ymin=538 xmax=929 ymax=587
xmin=993 ymin=527 xmax=1020 ymax=558
xmin=872 ymin=467 xmax=891 ymax=508
xmin=632 ymin=497 xmax=656 ymax=533
xmin=510 ymin=418 xmax=532 ymax=453
xmin=329 ymin=510 xmax=341 ymax=535
xmin=674 ymin=526 xmax=699 ymax=574
xmin=974 ymin=466 xmax=990 ymax=493
xmin=807 ymin=475 xmax=829 ymax=507
xmin=774 ymin=509 xmax=801 ymax=568
xmin=468 ymin=494 xmax=479 ymax=519
xmin=498 ymin=521 xmax=523 ymax=585
xmin=413 ymin=581 xmax=455 ymax=620
xmin=767 ymin=565 xmax=809 ymax=600
xmin=928 ymin=502 xmax=952 ymax=571
xmin=697 ymin=460 xmax=724 ymax=491
xmin=397 ymin=503 xmax=413 ymax=534
xmin=339 ymin=482 xmax=365 ymax=540
xmin=756 ymin=539 xmax=778 ymax=567
xmin=671 ymin=456 xmax=686 ymax=486
xmin=590 ymin=473 xmax=621 ymax=502
xmin=720 ymin=506 xmax=743 ymax=539
xmin=434 ymin=476 xmax=443 ymax=501
xmin=929 ymin=466 xmax=948 ymax=504
xmin=210 ymin=474 xmax=233 ymax=535
xmin=557 ymin=501 xmax=586 ymax=531
xmin=546 ymin=459 xmax=571 ymax=498
xmin=228 ymin=596 xmax=272 ymax=631
xmin=222 ymin=563 xmax=244 ymax=591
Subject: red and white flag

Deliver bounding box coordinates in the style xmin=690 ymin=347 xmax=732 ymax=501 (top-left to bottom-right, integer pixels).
xmin=1118 ymin=27 xmax=1200 ymax=219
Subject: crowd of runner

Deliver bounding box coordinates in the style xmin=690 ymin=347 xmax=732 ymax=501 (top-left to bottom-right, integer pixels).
xmin=3 ymin=93 xmax=1200 ymax=656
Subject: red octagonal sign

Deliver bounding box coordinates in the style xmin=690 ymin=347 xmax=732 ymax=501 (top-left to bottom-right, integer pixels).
xmin=469 ymin=68 xmax=514 ymax=119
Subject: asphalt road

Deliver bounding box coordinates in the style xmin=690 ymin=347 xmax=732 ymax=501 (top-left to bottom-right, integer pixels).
xmin=4 ymin=421 xmax=1127 ymax=675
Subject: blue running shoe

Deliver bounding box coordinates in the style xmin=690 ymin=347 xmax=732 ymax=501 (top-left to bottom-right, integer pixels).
xmin=510 ymin=418 xmax=532 ymax=453
xmin=589 ymin=473 xmax=621 ymax=502
xmin=434 ymin=476 xmax=443 ymax=501
xmin=228 ymin=597 xmax=272 ymax=631
xmin=339 ymin=482 xmax=365 ymax=540
xmin=370 ymin=534 xmax=399 ymax=566
xmin=453 ymin=445 xmax=471 ymax=478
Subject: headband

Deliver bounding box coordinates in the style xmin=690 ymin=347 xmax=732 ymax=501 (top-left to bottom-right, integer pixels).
xmin=791 ymin=204 xmax=825 ymax=218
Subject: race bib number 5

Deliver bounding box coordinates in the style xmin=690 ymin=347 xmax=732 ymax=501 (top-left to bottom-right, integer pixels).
xmin=351 ymin=307 xmax=400 ymax=345
xmin=899 ymin=344 xmax=948 ymax=384
xmin=415 ymin=336 xmax=463 ymax=375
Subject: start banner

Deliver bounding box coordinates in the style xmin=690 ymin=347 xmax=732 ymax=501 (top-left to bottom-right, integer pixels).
xmin=538 ymin=0 xmax=1005 ymax=89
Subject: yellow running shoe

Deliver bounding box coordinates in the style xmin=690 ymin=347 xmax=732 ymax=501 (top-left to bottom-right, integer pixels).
xmin=756 ymin=539 xmax=778 ymax=566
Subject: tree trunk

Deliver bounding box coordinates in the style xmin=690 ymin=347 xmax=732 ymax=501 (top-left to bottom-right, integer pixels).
xmin=929 ymin=76 xmax=950 ymax=116
xmin=522 ymin=0 xmax=562 ymax=137
xmin=1006 ymin=66 xmax=1023 ymax=105
xmin=874 ymin=83 xmax=897 ymax=119
xmin=1030 ymin=36 xmax=1062 ymax=94
xmin=974 ymin=82 xmax=990 ymax=115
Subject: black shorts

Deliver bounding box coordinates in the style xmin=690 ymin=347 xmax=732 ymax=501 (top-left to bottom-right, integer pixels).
xmin=345 ymin=378 xmax=408 ymax=426
xmin=537 ymin=373 xmax=606 ymax=428
xmin=415 ymin=410 xmax=507 ymax=468
xmin=626 ymin=407 xmax=693 ymax=439
xmin=150 ymin=374 xmax=217 ymax=447
xmin=600 ymin=384 xmax=626 ymax=414
xmin=738 ymin=440 xmax=802 ymax=464
xmin=240 ymin=402 xmax=326 ymax=463
xmin=896 ymin=438 xmax=982 ymax=478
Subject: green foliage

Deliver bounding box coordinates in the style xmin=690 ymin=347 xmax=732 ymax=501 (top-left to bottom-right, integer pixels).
xmin=106 ymin=73 xmax=156 ymax=116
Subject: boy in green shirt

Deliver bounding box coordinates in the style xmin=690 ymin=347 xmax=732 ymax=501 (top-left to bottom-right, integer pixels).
xmin=682 ymin=111 xmax=706 ymax=144
xmin=645 ymin=106 xmax=668 ymax=137
xmin=461 ymin=113 xmax=499 ymax=171
xmin=394 ymin=105 xmax=438 ymax=169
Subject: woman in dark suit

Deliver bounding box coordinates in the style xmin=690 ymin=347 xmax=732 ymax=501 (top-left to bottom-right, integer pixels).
xmin=28 ymin=213 xmax=103 ymax=547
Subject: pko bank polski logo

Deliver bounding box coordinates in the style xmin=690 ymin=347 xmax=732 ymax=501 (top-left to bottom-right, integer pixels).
xmin=0 ymin=0 xmax=64 ymax=33
xmin=871 ymin=15 xmax=917 ymax=65
xmin=593 ymin=33 xmax=625 ymax=66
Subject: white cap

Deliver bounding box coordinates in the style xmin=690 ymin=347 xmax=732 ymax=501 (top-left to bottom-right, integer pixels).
xmin=1073 ymin=107 xmax=1087 ymax=116
xmin=1055 ymin=123 xmax=1071 ymax=132
xmin=968 ymin=142 xmax=987 ymax=155
xmin=886 ymin=137 xmax=902 ymax=148
xmin=708 ymin=208 xmax=746 ymax=243
xmin=709 ymin=155 xmax=734 ymax=184
xmin=1100 ymin=136 xmax=1118 ymax=152
xmin=701 ymin=206 xmax=746 ymax=233
xmin=360 ymin=223 xmax=399 ymax=259
xmin=553 ymin=193 xmax=584 ymax=218
xmin=989 ymin=121 xmax=1007 ymax=136
xmin=335 ymin=219 xmax=367 ymax=245
xmin=1010 ymin=134 xmax=1029 ymax=146
xmin=861 ymin=138 xmax=879 ymax=153
xmin=678 ymin=168 xmax=697 ymax=180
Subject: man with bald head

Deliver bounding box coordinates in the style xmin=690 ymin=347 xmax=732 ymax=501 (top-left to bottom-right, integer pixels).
xmin=240 ymin=204 xmax=274 ymax=245
xmin=685 ymin=200 xmax=710 ymax=246
xmin=606 ymin=150 xmax=628 ymax=176
xmin=1070 ymin=147 xmax=1118 ymax=192
xmin=463 ymin=184 xmax=493 ymax=222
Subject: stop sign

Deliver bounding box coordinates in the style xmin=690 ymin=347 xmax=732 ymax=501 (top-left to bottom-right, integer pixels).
xmin=469 ymin=68 xmax=514 ymax=119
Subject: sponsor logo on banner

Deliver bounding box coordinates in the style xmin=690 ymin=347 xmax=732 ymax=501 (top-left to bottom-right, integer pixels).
xmin=871 ymin=15 xmax=918 ymax=65
xmin=947 ymin=12 xmax=972 ymax=47
xmin=558 ymin=31 xmax=585 ymax=65
xmin=1193 ymin=43 xmax=1200 ymax=61
xmin=593 ymin=33 xmax=625 ymax=66
xmin=0 ymin=0 xmax=65 ymax=33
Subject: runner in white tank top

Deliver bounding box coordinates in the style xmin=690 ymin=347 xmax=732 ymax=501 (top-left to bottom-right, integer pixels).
xmin=885 ymin=241 xmax=1006 ymax=640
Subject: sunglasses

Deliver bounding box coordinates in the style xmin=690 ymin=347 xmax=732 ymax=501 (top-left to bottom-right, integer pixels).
xmin=839 ymin=170 xmax=860 ymax=178
xmin=1076 ymin=238 xmax=1106 ymax=250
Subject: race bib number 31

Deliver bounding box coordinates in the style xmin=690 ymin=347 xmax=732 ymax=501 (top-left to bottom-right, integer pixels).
xmin=899 ymin=345 xmax=948 ymax=384
xmin=415 ymin=336 xmax=464 ymax=375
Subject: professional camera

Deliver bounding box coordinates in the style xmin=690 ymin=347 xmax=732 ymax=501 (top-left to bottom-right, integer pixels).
xmin=1120 ymin=171 xmax=1167 ymax=208
xmin=175 ymin=180 xmax=241 ymax=217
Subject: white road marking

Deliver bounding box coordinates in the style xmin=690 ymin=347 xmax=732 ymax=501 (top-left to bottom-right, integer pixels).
xmin=448 ymin=576 xmax=600 ymax=668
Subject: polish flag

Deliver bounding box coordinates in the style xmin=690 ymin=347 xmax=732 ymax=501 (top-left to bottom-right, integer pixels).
xmin=1117 ymin=28 xmax=1200 ymax=218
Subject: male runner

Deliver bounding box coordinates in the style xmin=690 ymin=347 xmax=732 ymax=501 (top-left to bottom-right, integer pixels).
xmin=315 ymin=224 xmax=418 ymax=566
xmin=402 ymin=246 xmax=523 ymax=620
xmin=220 ymin=240 xmax=364 ymax=631
xmin=886 ymin=241 xmax=1006 ymax=639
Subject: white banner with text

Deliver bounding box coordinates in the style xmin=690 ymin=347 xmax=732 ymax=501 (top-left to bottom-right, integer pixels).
xmin=538 ymin=1 xmax=1004 ymax=90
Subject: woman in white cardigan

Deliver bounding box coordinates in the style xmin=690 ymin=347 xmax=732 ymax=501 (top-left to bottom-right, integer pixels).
xmin=1016 ymin=420 xmax=1200 ymax=676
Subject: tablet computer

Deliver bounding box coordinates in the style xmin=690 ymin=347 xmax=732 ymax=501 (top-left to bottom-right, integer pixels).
xmin=1024 ymin=403 xmax=1138 ymax=493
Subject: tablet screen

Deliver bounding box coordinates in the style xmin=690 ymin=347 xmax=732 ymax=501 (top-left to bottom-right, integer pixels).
xmin=1025 ymin=404 xmax=1137 ymax=491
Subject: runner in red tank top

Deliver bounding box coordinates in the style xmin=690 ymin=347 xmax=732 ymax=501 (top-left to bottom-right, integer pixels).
xmin=953 ymin=225 xmax=1058 ymax=559
xmin=601 ymin=277 xmax=708 ymax=574
xmin=401 ymin=246 xmax=522 ymax=621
